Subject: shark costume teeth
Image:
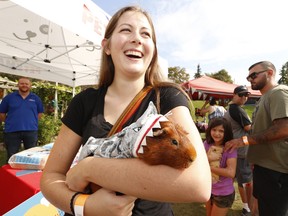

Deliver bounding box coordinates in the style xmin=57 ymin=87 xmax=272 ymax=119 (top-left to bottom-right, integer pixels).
xmin=132 ymin=114 xmax=168 ymax=157
xmin=78 ymin=102 xmax=169 ymax=161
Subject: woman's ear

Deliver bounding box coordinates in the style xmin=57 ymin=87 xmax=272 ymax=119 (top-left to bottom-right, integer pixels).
xmin=101 ymin=38 xmax=110 ymax=55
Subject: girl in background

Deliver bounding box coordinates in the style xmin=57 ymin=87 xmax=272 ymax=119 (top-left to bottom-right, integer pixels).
xmin=204 ymin=118 xmax=237 ymax=216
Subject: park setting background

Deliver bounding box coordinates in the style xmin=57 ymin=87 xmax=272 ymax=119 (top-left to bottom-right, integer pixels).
xmin=1 ymin=0 xmax=283 ymax=214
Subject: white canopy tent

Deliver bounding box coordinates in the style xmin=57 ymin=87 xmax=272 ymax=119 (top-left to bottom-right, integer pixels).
xmin=0 ymin=0 xmax=110 ymax=88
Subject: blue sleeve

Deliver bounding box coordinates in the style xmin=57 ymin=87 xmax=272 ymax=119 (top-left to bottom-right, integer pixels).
xmin=0 ymin=95 xmax=9 ymax=113
xmin=36 ymin=95 xmax=44 ymax=113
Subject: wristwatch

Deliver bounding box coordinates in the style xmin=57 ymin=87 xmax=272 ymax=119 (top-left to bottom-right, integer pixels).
xmin=242 ymin=136 xmax=249 ymax=146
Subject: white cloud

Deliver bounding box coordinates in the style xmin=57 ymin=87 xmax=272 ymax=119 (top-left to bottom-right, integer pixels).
xmin=149 ymin=0 xmax=288 ymax=84
xmin=94 ymin=0 xmax=288 ymax=84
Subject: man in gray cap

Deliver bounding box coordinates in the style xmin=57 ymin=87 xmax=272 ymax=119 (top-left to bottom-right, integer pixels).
xmin=224 ymin=85 xmax=253 ymax=216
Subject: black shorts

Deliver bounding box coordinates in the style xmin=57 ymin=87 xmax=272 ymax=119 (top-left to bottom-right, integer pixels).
xmin=210 ymin=191 xmax=235 ymax=208
xmin=253 ymin=165 xmax=288 ymax=216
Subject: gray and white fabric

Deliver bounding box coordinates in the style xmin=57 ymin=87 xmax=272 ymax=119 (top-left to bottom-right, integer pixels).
xmin=79 ymin=102 xmax=168 ymax=160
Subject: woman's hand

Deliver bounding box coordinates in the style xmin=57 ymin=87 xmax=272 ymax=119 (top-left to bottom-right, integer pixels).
xmin=84 ymin=188 xmax=137 ymax=216
xmin=66 ymin=157 xmax=92 ymax=192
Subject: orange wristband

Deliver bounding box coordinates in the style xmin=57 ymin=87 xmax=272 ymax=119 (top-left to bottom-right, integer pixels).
xmin=74 ymin=194 xmax=89 ymax=216
xmin=242 ymin=136 xmax=249 ymax=145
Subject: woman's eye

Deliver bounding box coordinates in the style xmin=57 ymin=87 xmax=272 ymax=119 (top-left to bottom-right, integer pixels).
xmin=142 ymin=32 xmax=151 ymax=38
xmin=120 ymin=28 xmax=131 ymax=33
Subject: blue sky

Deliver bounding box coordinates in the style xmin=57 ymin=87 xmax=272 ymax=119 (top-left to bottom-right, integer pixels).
xmin=93 ymin=0 xmax=288 ymax=85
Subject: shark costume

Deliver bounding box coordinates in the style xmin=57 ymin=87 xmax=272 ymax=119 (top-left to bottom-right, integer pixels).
xmin=79 ymin=102 xmax=168 ymax=161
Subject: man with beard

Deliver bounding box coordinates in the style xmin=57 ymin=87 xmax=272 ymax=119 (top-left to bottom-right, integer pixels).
xmin=0 ymin=77 xmax=44 ymax=162
xmin=225 ymin=61 xmax=288 ymax=216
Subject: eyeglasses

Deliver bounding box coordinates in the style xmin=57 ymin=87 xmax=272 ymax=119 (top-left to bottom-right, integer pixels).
xmin=238 ymin=92 xmax=250 ymax=97
xmin=246 ymin=70 xmax=267 ymax=81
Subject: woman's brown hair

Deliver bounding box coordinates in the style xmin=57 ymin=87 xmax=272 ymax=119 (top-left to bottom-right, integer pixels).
xmin=98 ymin=6 xmax=191 ymax=109
xmin=98 ymin=6 xmax=162 ymax=88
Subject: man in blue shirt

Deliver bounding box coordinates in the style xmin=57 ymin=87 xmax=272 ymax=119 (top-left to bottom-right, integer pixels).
xmin=0 ymin=77 xmax=44 ymax=162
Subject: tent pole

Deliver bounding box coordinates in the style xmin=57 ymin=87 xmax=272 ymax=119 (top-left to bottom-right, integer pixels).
xmin=72 ymin=87 xmax=75 ymax=97
xmin=54 ymin=82 xmax=58 ymax=120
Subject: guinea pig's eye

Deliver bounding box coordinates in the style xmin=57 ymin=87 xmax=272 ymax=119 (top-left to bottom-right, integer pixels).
xmin=171 ymin=139 xmax=179 ymax=146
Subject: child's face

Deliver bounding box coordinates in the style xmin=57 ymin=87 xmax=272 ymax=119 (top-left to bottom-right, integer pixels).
xmin=211 ymin=124 xmax=224 ymax=144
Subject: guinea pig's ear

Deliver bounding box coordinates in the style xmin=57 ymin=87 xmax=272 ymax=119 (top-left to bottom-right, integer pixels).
xmin=153 ymin=128 xmax=167 ymax=137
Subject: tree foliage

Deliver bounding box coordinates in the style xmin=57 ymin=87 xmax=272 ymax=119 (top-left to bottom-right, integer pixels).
xmin=206 ymin=69 xmax=233 ymax=83
xmin=168 ymin=66 xmax=190 ymax=84
xmin=32 ymin=81 xmax=80 ymax=117
xmin=194 ymin=64 xmax=202 ymax=79
xmin=278 ymin=61 xmax=288 ymax=85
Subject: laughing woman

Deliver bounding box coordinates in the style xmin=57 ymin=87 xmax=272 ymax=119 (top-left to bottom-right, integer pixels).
xmin=40 ymin=6 xmax=211 ymax=216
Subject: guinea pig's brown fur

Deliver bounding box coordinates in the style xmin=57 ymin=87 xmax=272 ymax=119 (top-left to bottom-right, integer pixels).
xmin=137 ymin=121 xmax=197 ymax=169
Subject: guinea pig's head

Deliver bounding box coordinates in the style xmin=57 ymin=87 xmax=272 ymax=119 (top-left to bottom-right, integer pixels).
xmin=137 ymin=121 xmax=197 ymax=169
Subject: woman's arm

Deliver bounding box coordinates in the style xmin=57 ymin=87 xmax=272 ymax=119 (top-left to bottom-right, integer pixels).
xmin=40 ymin=124 xmax=83 ymax=213
xmin=66 ymin=106 xmax=211 ymax=203
xmin=40 ymin=125 xmax=136 ymax=215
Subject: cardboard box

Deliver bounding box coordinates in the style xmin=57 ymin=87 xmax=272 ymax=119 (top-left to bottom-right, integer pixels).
xmin=8 ymin=144 xmax=53 ymax=170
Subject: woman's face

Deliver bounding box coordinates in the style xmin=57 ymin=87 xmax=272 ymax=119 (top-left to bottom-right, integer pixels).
xmin=210 ymin=124 xmax=224 ymax=144
xmin=106 ymin=11 xmax=155 ymax=80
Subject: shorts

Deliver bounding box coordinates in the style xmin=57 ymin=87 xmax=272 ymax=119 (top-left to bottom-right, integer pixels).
xmin=210 ymin=191 xmax=235 ymax=208
xmin=236 ymin=158 xmax=253 ymax=186
xmin=253 ymin=165 xmax=288 ymax=216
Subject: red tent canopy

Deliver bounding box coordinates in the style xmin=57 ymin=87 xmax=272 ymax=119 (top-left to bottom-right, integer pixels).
xmin=182 ymin=76 xmax=261 ymax=100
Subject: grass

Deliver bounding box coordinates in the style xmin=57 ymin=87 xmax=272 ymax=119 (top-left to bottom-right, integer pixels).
xmin=172 ymin=185 xmax=243 ymax=215
xmin=0 ymin=101 xmax=254 ymax=215
xmin=192 ymin=100 xmax=255 ymax=120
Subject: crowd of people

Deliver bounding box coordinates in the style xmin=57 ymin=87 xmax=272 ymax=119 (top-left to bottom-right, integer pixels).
xmin=201 ymin=61 xmax=288 ymax=216
xmin=0 ymin=5 xmax=287 ymax=216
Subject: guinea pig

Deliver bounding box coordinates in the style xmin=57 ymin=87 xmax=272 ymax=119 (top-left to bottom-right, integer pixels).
xmin=207 ymin=145 xmax=223 ymax=183
xmin=138 ymin=120 xmax=197 ymax=169
xmin=79 ymin=116 xmax=197 ymax=170
xmin=86 ymin=118 xmax=197 ymax=193
xmin=78 ymin=101 xmax=197 ymax=193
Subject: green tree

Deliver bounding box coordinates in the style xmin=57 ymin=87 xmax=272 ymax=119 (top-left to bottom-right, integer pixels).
xmin=278 ymin=61 xmax=288 ymax=85
xmin=206 ymin=69 xmax=233 ymax=83
xmin=194 ymin=64 xmax=202 ymax=79
xmin=32 ymin=81 xmax=80 ymax=118
xmin=168 ymin=66 xmax=190 ymax=84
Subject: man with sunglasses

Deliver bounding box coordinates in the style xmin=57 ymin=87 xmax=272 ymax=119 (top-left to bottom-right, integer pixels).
xmin=224 ymin=85 xmax=253 ymax=216
xmin=225 ymin=61 xmax=288 ymax=216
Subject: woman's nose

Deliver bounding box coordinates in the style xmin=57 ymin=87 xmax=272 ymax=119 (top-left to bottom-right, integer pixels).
xmin=130 ymin=33 xmax=142 ymax=44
